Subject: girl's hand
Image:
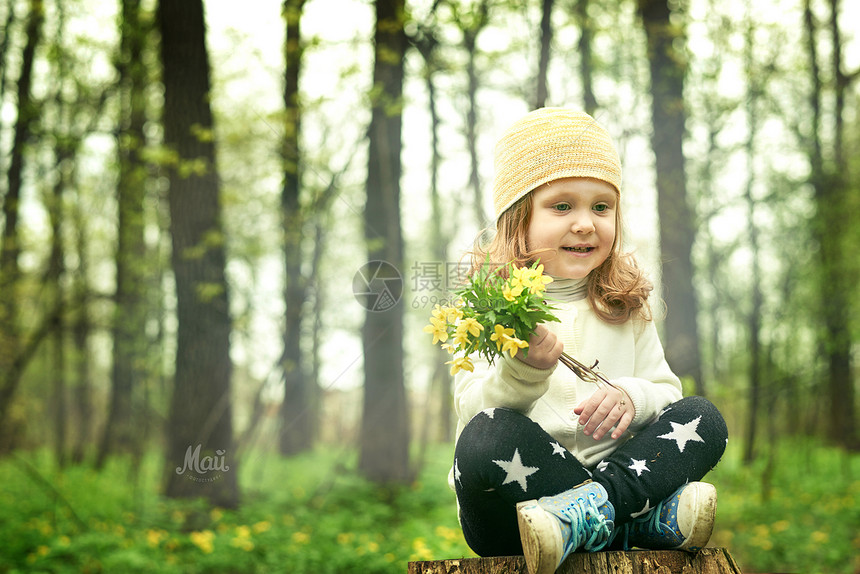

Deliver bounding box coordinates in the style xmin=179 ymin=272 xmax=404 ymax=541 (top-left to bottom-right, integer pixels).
xmin=574 ymin=386 xmax=634 ymax=440
xmin=516 ymin=324 xmax=563 ymax=370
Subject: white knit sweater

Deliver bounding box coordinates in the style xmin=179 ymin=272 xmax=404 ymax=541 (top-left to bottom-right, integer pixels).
xmin=448 ymin=298 xmax=683 ymax=490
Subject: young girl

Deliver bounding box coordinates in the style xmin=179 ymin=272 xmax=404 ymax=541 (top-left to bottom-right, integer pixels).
xmin=449 ymin=108 xmax=728 ymax=574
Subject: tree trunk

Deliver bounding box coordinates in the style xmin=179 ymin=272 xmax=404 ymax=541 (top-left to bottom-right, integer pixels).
xmin=408 ymin=548 xmax=742 ymax=574
xmin=99 ymin=0 xmax=151 ymax=468
xmin=47 ymin=144 xmax=71 ymax=468
xmin=804 ymin=0 xmax=857 ymax=447
xmin=636 ymin=0 xmax=704 ymax=397
xmin=0 ymin=0 xmax=43 ymax=439
xmin=535 ymin=0 xmax=553 ymax=108
xmin=574 ymin=0 xmax=598 ymax=116
xmin=741 ymin=11 xmax=763 ymax=465
xmin=462 ymin=0 xmax=489 ymax=228
xmin=159 ymin=0 xmax=238 ymax=508
xmin=816 ymin=0 xmax=860 ymax=449
xmin=279 ymin=0 xmax=312 ymax=456
xmin=358 ymin=0 xmax=411 ymax=483
xmin=70 ymin=212 xmax=92 ymax=465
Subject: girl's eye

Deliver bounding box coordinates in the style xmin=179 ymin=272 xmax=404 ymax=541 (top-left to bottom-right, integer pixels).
xmin=553 ymin=203 xmax=571 ymax=212
xmin=593 ymin=203 xmax=610 ymax=213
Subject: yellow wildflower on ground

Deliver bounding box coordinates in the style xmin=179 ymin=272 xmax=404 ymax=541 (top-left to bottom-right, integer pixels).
xmin=146 ymin=528 xmax=167 ymax=548
xmin=252 ymin=520 xmax=271 ymax=534
xmin=411 ymin=537 xmax=434 ymax=561
xmin=231 ymin=537 xmax=255 ymax=552
xmin=771 ymin=520 xmax=790 ymax=533
xmin=292 ymin=531 xmax=310 ymax=545
xmin=190 ymin=530 xmax=215 ymax=554
xmin=435 ymin=525 xmax=459 ymax=542
xmin=337 ymin=532 xmax=355 ymax=545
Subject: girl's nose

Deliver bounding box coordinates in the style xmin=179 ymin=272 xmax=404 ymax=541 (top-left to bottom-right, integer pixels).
xmin=570 ymin=211 xmax=595 ymax=233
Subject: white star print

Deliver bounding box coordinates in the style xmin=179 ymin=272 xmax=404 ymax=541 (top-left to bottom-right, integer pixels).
xmin=454 ymin=459 xmax=462 ymax=484
xmin=629 ymin=458 xmax=650 ymax=476
xmin=596 ymin=460 xmax=609 ymax=472
xmin=483 ymin=408 xmax=496 ymax=419
xmin=493 ymin=448 xmax=539 ymax=492
xmin=550 ymin=442 xmax=567 ymax=458
xmin=630 ymin=499 xmax=653 ymax=519
xmin=658 ymin=416 xmax=705 ymax=453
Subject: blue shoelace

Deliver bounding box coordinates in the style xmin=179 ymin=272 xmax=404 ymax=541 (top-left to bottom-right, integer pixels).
xmin=555 ymin=491 xmax=613 ymax=556
xmin=615 ymin=498 xmax=676 ymax=550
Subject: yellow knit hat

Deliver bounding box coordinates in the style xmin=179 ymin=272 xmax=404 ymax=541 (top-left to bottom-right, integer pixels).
xmin=493 ymin=108 xmax=622 ymax=219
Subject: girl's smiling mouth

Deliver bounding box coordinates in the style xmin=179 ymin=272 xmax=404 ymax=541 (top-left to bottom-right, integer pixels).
xmin=562 ymin=245 xmax=595 ymax=253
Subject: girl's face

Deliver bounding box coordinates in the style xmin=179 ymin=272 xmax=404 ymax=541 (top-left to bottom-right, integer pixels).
xmin=526 ymin=177 xmax=617 ymax=280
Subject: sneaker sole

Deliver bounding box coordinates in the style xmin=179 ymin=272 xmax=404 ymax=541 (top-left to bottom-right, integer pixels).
xmin=517 ymin=500 xmax=562 ymax=574
xmin=675 ymin=482 xmax=717 ymax=552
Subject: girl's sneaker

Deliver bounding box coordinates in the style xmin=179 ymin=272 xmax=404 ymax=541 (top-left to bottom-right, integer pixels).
xmin=620 ymin=482 xmax=717 ymax=552
xmin=516 ymin=480 xmax=615 ymax=574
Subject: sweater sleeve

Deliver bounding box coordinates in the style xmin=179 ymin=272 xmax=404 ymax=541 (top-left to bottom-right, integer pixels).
xmin=453 ymin=354 xmax=556 ymax=425
xmin=609 ymin=319 xmax=683 ymax=432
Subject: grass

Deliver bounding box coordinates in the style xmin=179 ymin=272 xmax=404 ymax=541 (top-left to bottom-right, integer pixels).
xmin=0 ymin=439 xmax=857 ymax=573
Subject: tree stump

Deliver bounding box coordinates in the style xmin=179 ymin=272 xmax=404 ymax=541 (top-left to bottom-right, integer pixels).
xmin=408 ymin=548 xmax=742 ymax=574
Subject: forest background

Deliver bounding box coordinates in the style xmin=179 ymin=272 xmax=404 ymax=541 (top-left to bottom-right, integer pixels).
xmin=0 ymin=0 xmax=858 ymax=573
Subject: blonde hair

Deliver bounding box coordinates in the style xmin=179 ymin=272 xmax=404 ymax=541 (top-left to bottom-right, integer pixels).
xmin=469 ymin=191 xmax=652 ymax=324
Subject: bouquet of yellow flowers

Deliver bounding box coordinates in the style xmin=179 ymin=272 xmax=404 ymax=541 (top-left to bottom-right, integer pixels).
xmin=424 ymin=260 xmax=618 ymax=389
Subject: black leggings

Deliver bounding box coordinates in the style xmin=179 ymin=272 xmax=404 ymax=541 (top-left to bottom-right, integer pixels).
xmin=453 ymin=396 xmax=728 ymax=557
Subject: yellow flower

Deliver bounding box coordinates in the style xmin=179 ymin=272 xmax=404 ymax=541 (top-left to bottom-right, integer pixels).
xmin=502 ymin=281 xmax=524 ymax=302
xmin=446 ymin=356 xmax=474 ymax=375
xmin=252 ymin=521 xmax=271 ymax=534
xmin=337 ymin=532 xmax=355 ymax=545
xmin=440 ymin=343 xmax=455 ymax=354
xmin=190 ymin=530 xmax=215 ymax=554
xmin=490 ymin=324 xmax=515 ymax=351
xmin=528 ymin=264 xmax=553 ymax=294
xmin=234 ymin=525 xmax=251 ymax=539
xmin=501 ymin=334 xmax=529 ymax=358
xmin=423 ymin=316 xmax=449 ymax=344
xmin=445 ymin=304 xmax=464 ymax=322
xmin=459 ymin=317 xmax=484 ymax=338
xmin=511 ymin=265 xmax=529 ymax=285
xmin=146 ymin=529 xmax=167 ymax=548
xmin=452 ymin=328 xmax=470 ymax=347
xmin=231 ymin=537 xmax=255 ymax=551
xmin=292 ymin=531 xmax=310 ymax=545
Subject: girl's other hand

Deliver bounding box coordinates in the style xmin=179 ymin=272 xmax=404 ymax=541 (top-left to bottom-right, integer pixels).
xmin=574 ymin=386 xmax=634 ymax=440
xmin=516 ymin=324 xmax=563 ymax=370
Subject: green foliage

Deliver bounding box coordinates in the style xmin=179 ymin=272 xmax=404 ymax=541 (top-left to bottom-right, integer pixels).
xmin=1 ymin=440 xmax=857 ymax=573
xmin=707 ymin=439 xmax=860 ymax=574
xmin=0 ymin=445 xmax=473 ymax=574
